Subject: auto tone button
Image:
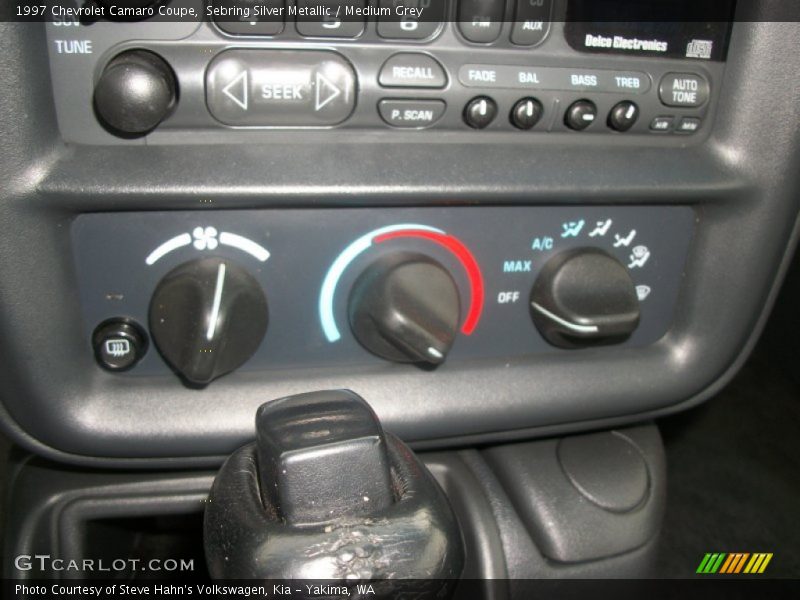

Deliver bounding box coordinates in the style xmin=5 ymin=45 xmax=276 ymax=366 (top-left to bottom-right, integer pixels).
xmin=206 ymin=50 xmax=356 ymax=126
xmin=658 ymin=72 xmax=710 ymax=107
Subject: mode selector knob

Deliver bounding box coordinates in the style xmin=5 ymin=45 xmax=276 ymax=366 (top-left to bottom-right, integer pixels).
xmin=94 ymin=50 xmax=177 ymax=136
xmin=530 ymin=248 xmax=640 ymax=348
xmin=149 ymin=258 xmax=268 ymax=386
xmin=348 ymin=254 xmax=461 ymax=366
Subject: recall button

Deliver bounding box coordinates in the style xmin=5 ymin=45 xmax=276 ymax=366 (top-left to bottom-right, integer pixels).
xmin=378 ymin=53 xmax=448 ymax=89
xmin=379 ymin=99 xmax=446 ymax=128
xmin=658 ymin=72 xmax=710 ymax=107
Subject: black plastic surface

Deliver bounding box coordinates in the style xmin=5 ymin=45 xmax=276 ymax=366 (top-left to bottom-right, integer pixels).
xmin=1 ymin=451 xmax=214 ymax=580
xmin=483 ymin=425 xmax=665 ymax=563
xmin=558 ymin=432 xmax=649 ymax=512
xmin=459 ymin=446 xmax=661 ymax=581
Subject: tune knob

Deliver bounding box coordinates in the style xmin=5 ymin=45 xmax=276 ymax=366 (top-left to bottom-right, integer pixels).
xmin=94 ymin=50 xmax=177 ymax=136
xmin=149 ymin=258 xmax=268 ymax=386
xmin=348 ymin=253 xmax=461 ymax=366
xmin=530 ymin=248 xmax=640 ymax=348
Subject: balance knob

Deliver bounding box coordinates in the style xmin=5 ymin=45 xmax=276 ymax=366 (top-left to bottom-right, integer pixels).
xmin=348 ymin=253 xmax=461 ymax=366
xmin=94 ymin=50 xmax=177 ymax=136
xmin=530 ymin=248 xmax=640 ymax=348
xmin=149 ymin=258 xmax=268 ymax=386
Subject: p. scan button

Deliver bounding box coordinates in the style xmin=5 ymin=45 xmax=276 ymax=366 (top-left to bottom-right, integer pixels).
xmin=379 ymin=99 xmax=446 ymax=128
xmin=206 ymin=50 xmax=356 ymax=126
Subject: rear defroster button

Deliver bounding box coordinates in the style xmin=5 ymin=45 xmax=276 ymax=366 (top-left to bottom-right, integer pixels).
xmin=93 ymin=319 xmax=147 ymax=372
xmin=206 ymin=50 xmax=356 ymax=126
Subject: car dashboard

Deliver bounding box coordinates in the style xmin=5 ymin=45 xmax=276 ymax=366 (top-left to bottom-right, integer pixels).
xmin=0 ymin=0 xmax=799 ymax=593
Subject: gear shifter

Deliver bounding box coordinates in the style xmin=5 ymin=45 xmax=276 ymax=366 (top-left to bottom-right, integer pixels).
xmin=204 ymin=390 xmax=464 ymax=593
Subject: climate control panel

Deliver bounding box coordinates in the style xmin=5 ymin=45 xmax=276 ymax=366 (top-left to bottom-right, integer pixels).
xmin=73 ymin=206 xmax=693 ymax=385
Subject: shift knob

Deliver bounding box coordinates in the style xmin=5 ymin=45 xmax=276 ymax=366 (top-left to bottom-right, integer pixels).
xmin=255 ymin=390 xmax=395 ymax=525
xmin=204 ymin=390 xmax=464 ymax=591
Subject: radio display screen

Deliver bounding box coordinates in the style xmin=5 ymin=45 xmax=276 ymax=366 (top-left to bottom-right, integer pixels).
xmin=564 ymin=0 xmax=736 ymax=61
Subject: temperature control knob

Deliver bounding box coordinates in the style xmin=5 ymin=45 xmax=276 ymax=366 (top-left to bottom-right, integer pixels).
xmin=349 ymin=254 xmax=461 ymax=366
xmin=94 ymin=50 xmax=177 ymax=136
xmin=530 ymin=248 xmax=640 ymax=348
xmin=149 ymin=258 xmax=268 ymax=386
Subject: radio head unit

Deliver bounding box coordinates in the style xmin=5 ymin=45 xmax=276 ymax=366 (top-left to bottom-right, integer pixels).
xmin=44 ymin=0 xmax=732 ymax=143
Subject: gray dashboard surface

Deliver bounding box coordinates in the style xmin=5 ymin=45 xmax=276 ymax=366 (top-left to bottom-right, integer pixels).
xmin=0 ymin=11 xmax=798 ymax=466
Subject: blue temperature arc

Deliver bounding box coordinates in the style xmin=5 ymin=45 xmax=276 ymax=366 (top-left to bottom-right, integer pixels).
xmin=319 ymin=224 xmax=445 ymax=342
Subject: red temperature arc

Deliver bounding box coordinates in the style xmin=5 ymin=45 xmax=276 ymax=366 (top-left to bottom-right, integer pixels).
xmin=373 ymin=230 xmax=485 ymax=335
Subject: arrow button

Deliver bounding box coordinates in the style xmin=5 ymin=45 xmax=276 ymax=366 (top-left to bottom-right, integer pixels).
xmin=315 ymin=72 xmax=341 ymax=111
xmin=221 ymin=70 xmax=248 ymax=111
